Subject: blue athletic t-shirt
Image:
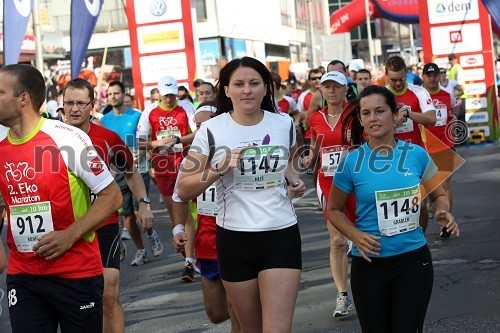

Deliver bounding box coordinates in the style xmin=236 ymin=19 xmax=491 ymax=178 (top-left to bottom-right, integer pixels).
xmin=334 ymin=140 xmax=437 ymax=257
xmin=100 ymin=107 xmax=141 ymax=149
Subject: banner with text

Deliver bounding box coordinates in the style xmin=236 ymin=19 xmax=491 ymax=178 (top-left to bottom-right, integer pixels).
xmin=3 ymin=0 xmax=34 ymax=65
xmin=419 ymin=0 xmax=499 ymax=141
xmin=124 ymin=0 xmax=197 ymax=108
xmin=70 ymin=0 xmax=104 ymax=78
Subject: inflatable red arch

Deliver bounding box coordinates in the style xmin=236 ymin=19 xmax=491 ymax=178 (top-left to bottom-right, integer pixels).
xmin=330 ymin=0 xmax=499 ymax=35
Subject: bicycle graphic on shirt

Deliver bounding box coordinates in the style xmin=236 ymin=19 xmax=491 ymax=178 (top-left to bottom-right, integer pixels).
xmin=4 ymin=162 xmax=36 ymax=182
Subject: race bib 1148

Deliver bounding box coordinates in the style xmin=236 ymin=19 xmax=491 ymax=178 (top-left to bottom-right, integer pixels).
xmin=375 ymin=185 xmax=420 ymax=236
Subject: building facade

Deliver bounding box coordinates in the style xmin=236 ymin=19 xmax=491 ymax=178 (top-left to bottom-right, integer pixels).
xmin=2 ymin=0 xmax=333 ymax=87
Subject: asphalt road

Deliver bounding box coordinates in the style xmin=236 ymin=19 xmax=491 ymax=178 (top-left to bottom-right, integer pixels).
xmin=1 ymin=143 xmax=499 ymax=332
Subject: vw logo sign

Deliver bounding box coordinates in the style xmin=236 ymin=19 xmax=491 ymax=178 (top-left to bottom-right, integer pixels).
xmin=150 ymin=0 xmax=167 ymax=17
xmin=14 ymin=0 xmax=32 ymax=17
xmin=85 ymin=0 xmax=101 ymax=17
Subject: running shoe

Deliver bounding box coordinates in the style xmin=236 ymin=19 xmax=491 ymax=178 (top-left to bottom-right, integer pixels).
xmin=119 ymin=240 xmax=127 ymax=262
xmin=130 ymin=249 xmax=148 ymax=266
xmin=333 ymin=294 xmax=354 ymax=317
xmin=0 ymin=288 xmax=4 ymax=317
xmin=181 ymin=263 xmax=195 ymax=282
xmin=440 ymin=227 xmax=452 ymax=239
xmin=121 ymin=227 xmax=132 ymax=240
xmin=148 ymin=230 xmax=163 ymax=257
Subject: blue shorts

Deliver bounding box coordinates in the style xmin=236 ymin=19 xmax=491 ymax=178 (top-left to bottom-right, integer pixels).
xmin=198 ymin=259 xmax=220 ymax=281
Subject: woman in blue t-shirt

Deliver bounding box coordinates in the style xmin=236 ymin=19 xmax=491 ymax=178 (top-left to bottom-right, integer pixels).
xmin=327 ymin=85 xmax=460 ymax=333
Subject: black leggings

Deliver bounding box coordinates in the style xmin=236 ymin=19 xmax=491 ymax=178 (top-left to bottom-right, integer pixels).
xmin=351 ymin=245 xmax=433 ymax=333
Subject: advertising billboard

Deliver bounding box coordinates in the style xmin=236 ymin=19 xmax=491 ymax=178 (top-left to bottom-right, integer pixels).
xmin=124 ymin=0 xmax=197 ymax=107
xmin=419 ymin=0 xmax=499 ymax=141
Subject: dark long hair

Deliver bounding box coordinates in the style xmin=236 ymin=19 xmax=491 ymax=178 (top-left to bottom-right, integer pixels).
xmin=342 ymin=85 xmax=398 ymax=145
xmin=214 ymin=57 xmax=277 ymax=116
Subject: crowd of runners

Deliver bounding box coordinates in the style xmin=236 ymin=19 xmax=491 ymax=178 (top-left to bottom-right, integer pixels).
xmin=0 ymin=52 xmax=463 ymax=332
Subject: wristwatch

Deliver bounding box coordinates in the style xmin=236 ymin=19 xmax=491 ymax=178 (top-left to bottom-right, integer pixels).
xmin=139 ymin=197 xmax=151 ymax=204
xmin=174 ymin=136 xmax=181 ymax=144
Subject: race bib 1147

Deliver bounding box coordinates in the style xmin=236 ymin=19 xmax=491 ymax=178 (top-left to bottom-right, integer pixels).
xmin=233 ymin=145 xmax=288 ymax=191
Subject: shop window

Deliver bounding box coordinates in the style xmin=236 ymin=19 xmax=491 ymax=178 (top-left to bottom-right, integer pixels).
xmin=295 ymin=0 xmax=325 ymax=31
xmin=281 ymin=0 xmax=293 ymax=27
xmin=196 ymin=0 xmax=207 ymax=21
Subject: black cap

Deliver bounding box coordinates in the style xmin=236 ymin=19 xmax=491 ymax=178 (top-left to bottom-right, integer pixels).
xmin=423 ymin=63 xmax=439 ymax=75
xmin=448 ymin=54 xmax=457 ymax=60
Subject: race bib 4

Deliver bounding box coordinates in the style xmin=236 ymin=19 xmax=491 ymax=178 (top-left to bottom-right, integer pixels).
xmin=435 ymin=104 xmax=448 ymax=126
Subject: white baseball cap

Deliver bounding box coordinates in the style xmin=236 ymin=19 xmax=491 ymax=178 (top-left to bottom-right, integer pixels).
xmin=157 ymin=75 xmax=178 ymax=96
xmin=320 ymin=71 xmax=347 ymax=86
xmin=349 ymin=62 xmax=362 ymax=72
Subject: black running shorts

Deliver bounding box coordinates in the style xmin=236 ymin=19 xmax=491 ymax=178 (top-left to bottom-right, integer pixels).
xmin=7 ymin=274 xmax=104 ymax=333
xmin=216 ymin=224 xmax=302 ymax=282
xmin=96 ymin=223 xmax=121 ymax=270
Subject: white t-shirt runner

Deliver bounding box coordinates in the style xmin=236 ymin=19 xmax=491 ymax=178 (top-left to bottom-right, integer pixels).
xmin=190 ymin=111 xmax=298 ymax=232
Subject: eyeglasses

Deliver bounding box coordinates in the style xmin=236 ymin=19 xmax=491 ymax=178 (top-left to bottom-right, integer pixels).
xmin=63 ymin=101 xmax=93 ymax=109
xmin=440 ymin=71 xmax=446 ymax=74
xmin=310 ymin=77 xmax=322 ymax=81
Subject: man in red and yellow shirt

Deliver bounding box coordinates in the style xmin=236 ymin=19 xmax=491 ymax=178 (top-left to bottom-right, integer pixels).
xmin=0 ymin=64 xmax=121 ymax=332
xmin=385 ymin=56 xmax=437 ymax=233
xmin=422 ymin=62 xmax=460 ymax=237
xmin=385 ymin=56 xmax=437 ymax=148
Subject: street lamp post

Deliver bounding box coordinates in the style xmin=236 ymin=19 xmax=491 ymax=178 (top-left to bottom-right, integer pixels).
xmin=409 ymin=24 xmax=416 ymax=64
xmin=364 ymin=0 xmax=375 ymax=67
xmin=308 ymin=0 xmax=317 ymax=68
xmin=32 ymin=0 xmax=44 ymax=73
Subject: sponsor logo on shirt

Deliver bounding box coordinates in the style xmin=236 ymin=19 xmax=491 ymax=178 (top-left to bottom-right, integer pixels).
xmin=4 ymin=162 xmax=36 ymax=182
xmin=432 ymin=98 xmax=446 ymax=106
xmin=4 ymin=162 xmax=41 ymax=203
xmin=239 ymin=134 xmax=271 ymax=147
xmin=159 ymin=116 xmax=178 ymax=130
xmin=80 ymin=302 xmax=96 ymax=310
xmin=88 ymin=157 xmax=105 ymax=176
